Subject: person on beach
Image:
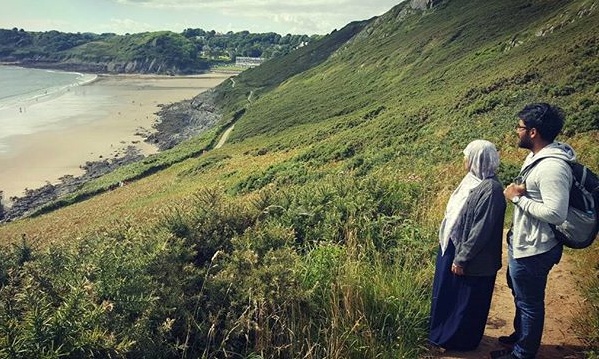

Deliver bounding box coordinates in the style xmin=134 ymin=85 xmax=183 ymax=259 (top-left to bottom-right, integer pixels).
xmin=492 ymin=103 xmax=575 ymax=359
xmin=429 ymin=139 xmax=506 ymax=351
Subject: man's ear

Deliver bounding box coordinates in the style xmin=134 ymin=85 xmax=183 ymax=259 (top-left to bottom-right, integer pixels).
xmin=528 ymin=127 xmax=538 ymax=139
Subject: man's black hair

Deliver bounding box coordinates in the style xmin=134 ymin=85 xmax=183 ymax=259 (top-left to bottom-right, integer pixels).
xmin=517 ymin=103 xmax=565 ymax=142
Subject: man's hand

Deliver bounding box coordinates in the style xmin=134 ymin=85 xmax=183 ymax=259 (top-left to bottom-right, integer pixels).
xmin=504 ymin=183 xmax=526 ymax=202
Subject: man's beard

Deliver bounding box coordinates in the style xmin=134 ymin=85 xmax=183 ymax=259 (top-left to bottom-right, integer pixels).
xmin=518 ymin=134 xmax=533 ymax=149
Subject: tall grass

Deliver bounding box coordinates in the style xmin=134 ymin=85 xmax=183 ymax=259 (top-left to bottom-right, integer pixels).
xmin=575 ymin=246 xmax=599 ymax=357
xmin=0 ymin=175 xmax=436 ymax=358
xmin=1 ymin=0 xmax=598 ymax=356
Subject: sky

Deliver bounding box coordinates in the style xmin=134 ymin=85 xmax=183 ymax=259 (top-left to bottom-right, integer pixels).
xmin=1 ymin=0 xmax=403 ymax=36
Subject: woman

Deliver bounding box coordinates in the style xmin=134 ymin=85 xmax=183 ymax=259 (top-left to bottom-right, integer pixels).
xmin=429 ymin=139 xmax=506 ymax=351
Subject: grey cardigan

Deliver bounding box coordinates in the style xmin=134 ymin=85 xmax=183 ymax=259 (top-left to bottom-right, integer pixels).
xmin=452 ymin=177 xmax=506 ymax=276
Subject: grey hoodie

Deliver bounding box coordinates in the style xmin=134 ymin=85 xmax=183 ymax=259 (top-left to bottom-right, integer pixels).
xmin=512 ymin=142 xmax=576 ymax=258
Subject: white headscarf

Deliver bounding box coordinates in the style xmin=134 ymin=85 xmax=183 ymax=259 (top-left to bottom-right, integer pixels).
xmin=438 ymin=140 xmax=500 ymax=255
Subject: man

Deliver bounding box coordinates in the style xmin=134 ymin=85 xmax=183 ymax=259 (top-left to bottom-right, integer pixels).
xmin=493 ymin=103 xmax=575 ymax=359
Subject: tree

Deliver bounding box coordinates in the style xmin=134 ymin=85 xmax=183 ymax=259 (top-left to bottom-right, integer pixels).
xmin=182 ymin=28 xmax=206 ymax=38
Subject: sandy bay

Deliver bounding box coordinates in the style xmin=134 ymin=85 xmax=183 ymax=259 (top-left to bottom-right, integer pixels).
xmin=0 ymin=72 xmax=231 ymax=201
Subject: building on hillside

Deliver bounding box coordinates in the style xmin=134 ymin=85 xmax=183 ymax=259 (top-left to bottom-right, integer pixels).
xmin=235 ymin=57 xmax=265 ymax=68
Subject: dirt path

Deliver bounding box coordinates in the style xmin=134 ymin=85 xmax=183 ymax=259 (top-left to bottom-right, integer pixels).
xmin=426 ymin=241 xmax=587 ymax=359
xmin=215 ymin=124 xmax=234 ymax=149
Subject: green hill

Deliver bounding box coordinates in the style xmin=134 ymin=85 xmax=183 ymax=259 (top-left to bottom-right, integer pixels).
xmin=0 ymin=28 xmax=320 ymax=74
xmin=0 ymin=0 xmax=597 ymax=357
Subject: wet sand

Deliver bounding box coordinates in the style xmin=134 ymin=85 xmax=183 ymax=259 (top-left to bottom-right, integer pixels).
xmin=0 ymin=73 xmax=231 ymax=200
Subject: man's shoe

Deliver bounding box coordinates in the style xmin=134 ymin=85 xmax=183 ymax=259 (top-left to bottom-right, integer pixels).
xmin=498 ymin=332 xmax=518 ymax=346
xmin=490 ymin=349 xmax=517 ymax=359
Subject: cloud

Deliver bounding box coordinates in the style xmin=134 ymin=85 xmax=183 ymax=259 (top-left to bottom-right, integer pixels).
xmin=10 ymin=19 xmax=73 ymax=32
xmin=0 ymin=0 xmax=402 ymax=36
xmin=233 ymin=2 xmax=393 ymax=34
xmin=115 ymin=0 xmax=354 ymax=7
xmin=112 ymin=0 xmax=399 ymax=34
xmin=114 ymin=0 xmax=395 ymax=12
xmin=100 ymin=19 xmax=156 ymax=34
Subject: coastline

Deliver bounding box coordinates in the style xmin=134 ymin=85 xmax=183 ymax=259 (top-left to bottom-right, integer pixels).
xmin=0 ymin=72 xmax=231 ymax=202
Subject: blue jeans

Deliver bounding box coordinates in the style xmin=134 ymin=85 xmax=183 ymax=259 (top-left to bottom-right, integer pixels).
xmin=507 ymin=244 xmax=562 ymax=359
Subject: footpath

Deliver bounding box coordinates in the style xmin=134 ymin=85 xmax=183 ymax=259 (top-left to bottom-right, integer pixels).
xmin=426 ymin=239 xmax=587 ymax=359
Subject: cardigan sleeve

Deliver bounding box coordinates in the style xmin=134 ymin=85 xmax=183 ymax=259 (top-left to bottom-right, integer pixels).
xmin=453 ymin=180 xmax=505 ymax=267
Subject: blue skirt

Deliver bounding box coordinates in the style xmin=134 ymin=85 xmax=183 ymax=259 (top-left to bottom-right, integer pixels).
xmin=428 ymin=241 xmax=496 ymax=351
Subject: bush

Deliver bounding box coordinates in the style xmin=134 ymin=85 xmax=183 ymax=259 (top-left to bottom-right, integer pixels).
xmin=0 ymin=173 xmax=436 ymax=358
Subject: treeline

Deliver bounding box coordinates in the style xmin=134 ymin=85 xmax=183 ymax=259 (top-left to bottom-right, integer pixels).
xmin=181 ymin=28 xmax=321 ymax=59
xmin=0 ymin=27 xmax=322 ymax=73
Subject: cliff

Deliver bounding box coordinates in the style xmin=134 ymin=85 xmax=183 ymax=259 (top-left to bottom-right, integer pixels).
xmin=16 ymin=57 xmax=202 ymax=75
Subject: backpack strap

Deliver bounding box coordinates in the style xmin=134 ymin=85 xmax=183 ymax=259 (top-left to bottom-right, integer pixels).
xmin=517 ymin=156 xmax=573 ymax=183
xmin=516 ymin=157 xmax=546 ymax=183
xmin=515 ymin=156 xmax=573 ymax=240
xmin=578 ymin=165 xmax=593 ymax=212
xmin=571 ymin=163 xmax=596 ymax=213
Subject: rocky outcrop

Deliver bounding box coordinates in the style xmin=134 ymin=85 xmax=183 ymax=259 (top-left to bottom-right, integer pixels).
xmin=1 ymin=147 xmax=144 ymax=222
xmin=146 ymin=89 xmax=222 ymax=150
xmin=357 ymin=0 xmax=444 ymax=41
xmin=409 ymin=0 xmax=443 ymax=11
xmin=19 ymin=57 xmax=186 ymax=75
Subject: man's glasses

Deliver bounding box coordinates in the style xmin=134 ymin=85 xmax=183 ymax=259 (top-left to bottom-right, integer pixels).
xmin=515 ymin=125 xmax=530 ymax=131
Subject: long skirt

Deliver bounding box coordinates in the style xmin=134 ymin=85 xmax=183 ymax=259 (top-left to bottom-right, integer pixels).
xmin=428 ymin=241 xmax=496 ymax=351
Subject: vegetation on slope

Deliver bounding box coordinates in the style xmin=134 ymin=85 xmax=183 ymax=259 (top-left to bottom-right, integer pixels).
xmin=0 ymin=0 xmax=598 ymax=357
xmin=0 ymin=28 xmax=320 ymax=74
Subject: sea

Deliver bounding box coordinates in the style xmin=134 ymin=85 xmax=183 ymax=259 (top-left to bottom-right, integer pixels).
xmin=0 ymin=66 xmax=97 ymax=153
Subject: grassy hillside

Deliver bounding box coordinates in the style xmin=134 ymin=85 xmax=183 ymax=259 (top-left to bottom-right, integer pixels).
xmin=0 ymin=0 xmax=598 ymax=357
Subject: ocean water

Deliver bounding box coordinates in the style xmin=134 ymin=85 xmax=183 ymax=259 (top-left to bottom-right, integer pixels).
xmin=0 ymin=66 xmax=96 ymax=109
xmin=0 ymin=66 xmax=97 ymax=152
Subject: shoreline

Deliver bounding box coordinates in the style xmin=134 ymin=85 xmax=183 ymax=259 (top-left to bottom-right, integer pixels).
xmin=0 ymin=72 xmax=231 ymax=203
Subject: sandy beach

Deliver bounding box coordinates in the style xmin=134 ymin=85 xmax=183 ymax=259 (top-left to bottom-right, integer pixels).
xmin=0 ymin=73 xmax=231 ymax=201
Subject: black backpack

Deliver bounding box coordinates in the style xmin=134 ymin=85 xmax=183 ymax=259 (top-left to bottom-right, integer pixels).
xmin=520 ymin=159 xmax=599 ymax=249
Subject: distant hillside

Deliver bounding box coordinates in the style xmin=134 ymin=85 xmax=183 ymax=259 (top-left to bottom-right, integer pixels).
xmin=0 ymin=28 xmax=320 ymax=74
xmin=219 ymin=0 xmax=597 ymax=148
xmin=0 ymin=0 xmax=597 ymax=357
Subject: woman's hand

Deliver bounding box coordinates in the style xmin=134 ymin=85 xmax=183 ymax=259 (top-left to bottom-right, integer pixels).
xmin=451 ymin=263 xmax=465 ymax=276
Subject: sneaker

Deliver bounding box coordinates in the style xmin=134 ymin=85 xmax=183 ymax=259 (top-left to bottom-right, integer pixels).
xmin=490 ymin=349 xmax=517 ymax=359
xmin=498 ymin=332 xmax=518 ymax=346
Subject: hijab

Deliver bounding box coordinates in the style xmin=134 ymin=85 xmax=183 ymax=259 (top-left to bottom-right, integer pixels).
xmin=438 ymin=140 xmax=500 ymax=255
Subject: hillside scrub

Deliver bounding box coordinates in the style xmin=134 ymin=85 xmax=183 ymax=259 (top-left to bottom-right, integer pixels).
xmin=1 ymin=0 xmax=599 ymax=357
xmin=0 ymin=178 xmax=436 ymax=358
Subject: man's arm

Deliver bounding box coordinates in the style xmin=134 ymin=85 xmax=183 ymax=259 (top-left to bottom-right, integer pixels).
xmin=518 ymin=159 xmax=572 ymax=225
